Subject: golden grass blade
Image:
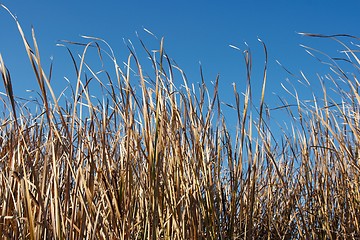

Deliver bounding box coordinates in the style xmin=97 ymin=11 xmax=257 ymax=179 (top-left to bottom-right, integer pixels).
xmin=0 ymin=5 xmax=359 ymax=239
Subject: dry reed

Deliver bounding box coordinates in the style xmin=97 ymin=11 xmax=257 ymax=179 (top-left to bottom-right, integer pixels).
xmin=0 ymin=5 xmax=359 ymax=239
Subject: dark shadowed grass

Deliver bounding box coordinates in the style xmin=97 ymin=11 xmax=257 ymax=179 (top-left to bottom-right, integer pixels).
xmin=0 ymin=5 xmax=359 ymax=239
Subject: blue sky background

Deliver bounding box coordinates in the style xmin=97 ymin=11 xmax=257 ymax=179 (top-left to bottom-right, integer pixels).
xmin=1 ymin=1 xmax=360 ymax=130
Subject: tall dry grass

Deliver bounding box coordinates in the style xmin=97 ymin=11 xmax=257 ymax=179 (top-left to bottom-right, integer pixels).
xmin=0 ymin=5 xmax=359 ymax=239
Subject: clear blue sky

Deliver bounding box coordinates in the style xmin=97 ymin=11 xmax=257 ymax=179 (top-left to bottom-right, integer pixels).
xmin=1 ymin=1 xmax=359 ymax=127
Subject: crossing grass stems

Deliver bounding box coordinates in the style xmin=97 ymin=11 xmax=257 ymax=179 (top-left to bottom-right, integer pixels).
xmin=0 ymin=5 xmax=359 ymax=239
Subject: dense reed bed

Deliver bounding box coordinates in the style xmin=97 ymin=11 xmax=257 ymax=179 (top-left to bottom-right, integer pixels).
xmin=1 ymin=6 xmax=359 ymax=239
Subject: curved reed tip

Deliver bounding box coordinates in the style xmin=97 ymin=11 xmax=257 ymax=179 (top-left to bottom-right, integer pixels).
xmin=0 ymin=4 xmax=17 ymax=21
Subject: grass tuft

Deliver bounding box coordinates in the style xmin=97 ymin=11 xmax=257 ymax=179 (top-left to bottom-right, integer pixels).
xmin=0 ymin=5 xmax=359 ymax=239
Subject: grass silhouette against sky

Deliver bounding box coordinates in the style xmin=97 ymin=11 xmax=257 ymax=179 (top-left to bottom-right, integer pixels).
xmin=1 ymin=1 xmax=360 ymax=112
xmin=1 ymin=1 xmax=360 ymax=238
